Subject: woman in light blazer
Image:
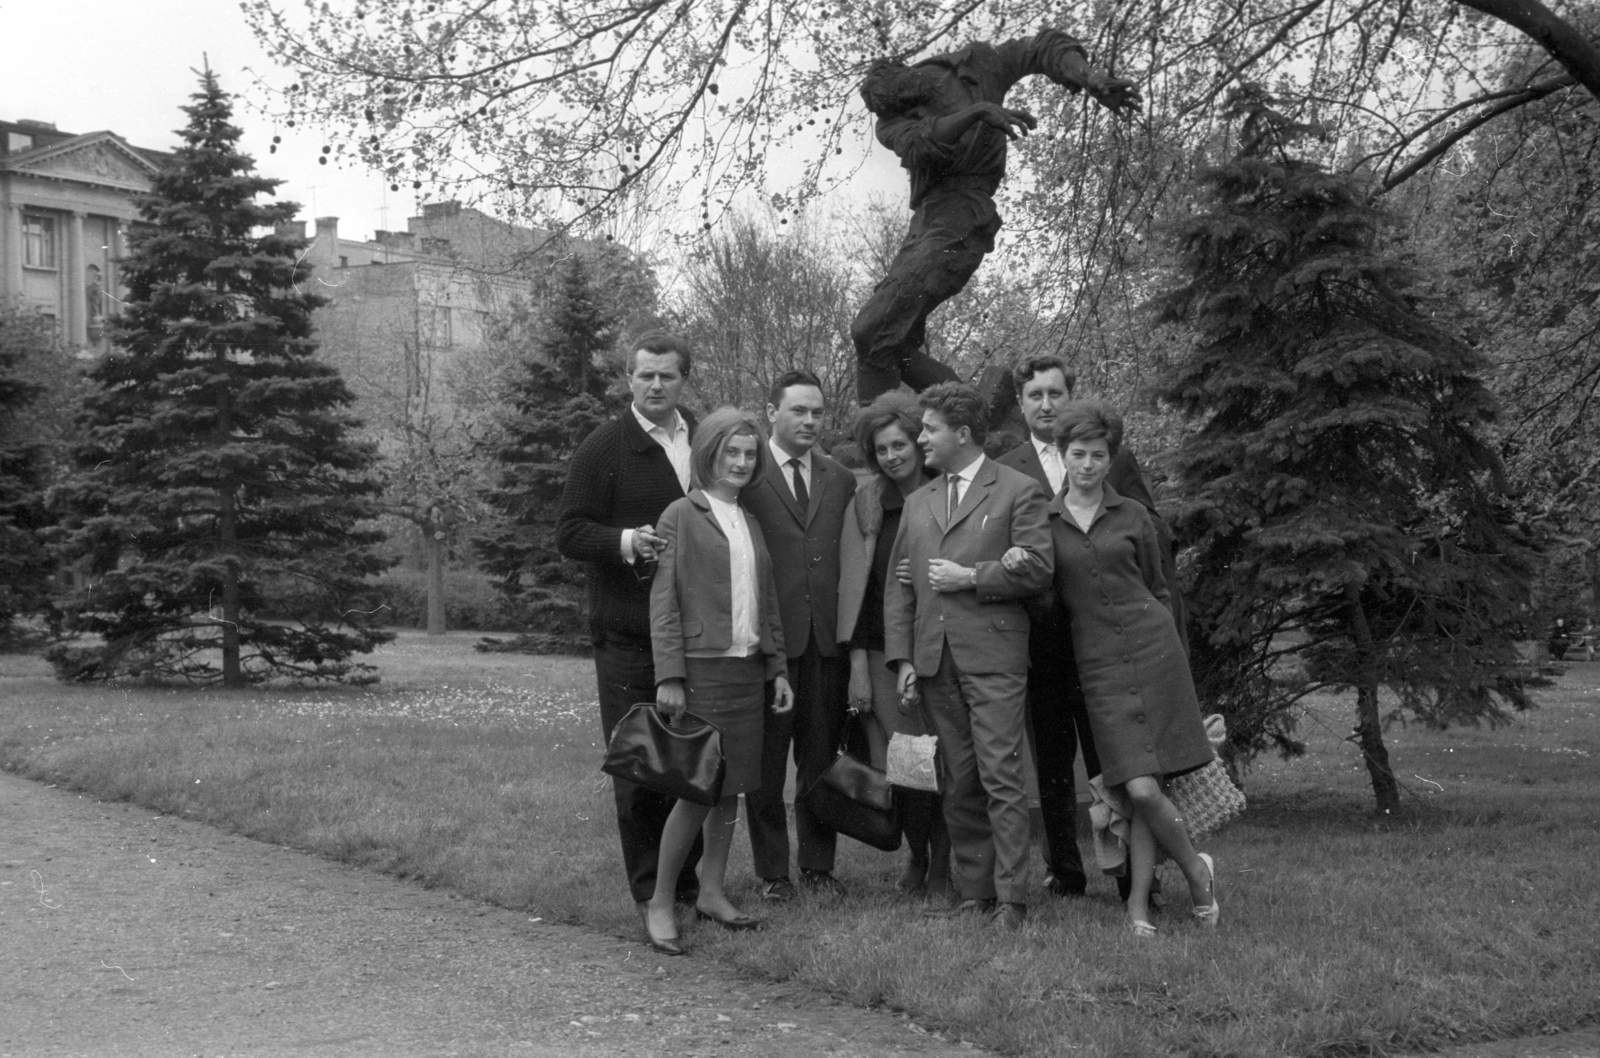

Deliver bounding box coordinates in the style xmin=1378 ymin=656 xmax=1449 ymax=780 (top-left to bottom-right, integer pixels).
xmin=646 ymin=407 xmax=794 ymax=955
xmin=836 ymin=392 xmax=950 ymax=897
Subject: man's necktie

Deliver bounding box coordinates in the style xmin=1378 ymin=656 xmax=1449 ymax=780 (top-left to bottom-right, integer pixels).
xmin=1042 ymin=446 xmax=1064 ymax=494
xmin=947 ymin=474 xmax=960 ymax=521
xmin=790 ymin=458 xmax=809 ymax=510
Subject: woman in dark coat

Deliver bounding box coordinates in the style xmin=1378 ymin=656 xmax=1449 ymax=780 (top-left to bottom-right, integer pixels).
xmin=1038 ymin=400 xmax=1218 ymax=936
xmin=646 ymin=407 xmax=795 ymax=955
xmin=836 ymin=392 xmax=950 ymax=897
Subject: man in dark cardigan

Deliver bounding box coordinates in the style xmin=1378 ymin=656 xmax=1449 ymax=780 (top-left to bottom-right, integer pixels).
xmin=997 ymin=355 xmax=1181 ymax=903
xmin=557 ymin=332 xmax=701 ymax=914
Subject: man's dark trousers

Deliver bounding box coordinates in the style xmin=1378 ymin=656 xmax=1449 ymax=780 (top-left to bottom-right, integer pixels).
xmin=593 ymin=632 xmax=702 ymax=903
xmin=747 ymin=633 xmax=850 ymax=878
xmin=1024 ymin=601 xmax=1098 ymax=893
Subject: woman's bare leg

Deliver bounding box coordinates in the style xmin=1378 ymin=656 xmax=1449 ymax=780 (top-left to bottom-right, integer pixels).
xmin=693 ymin=796 xmax=744 ymax=919
xmin=1123 ymin=776 xmax=1212 ymax=909
xmin=648 ymin=799 xmax=711 ymax=937
xmin=1125 ymin=814 xmax=1157 ymax=929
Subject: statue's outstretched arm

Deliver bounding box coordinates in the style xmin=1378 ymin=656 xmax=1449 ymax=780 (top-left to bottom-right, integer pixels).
xmin=997 ymin=28 xmax=1142 ymax=113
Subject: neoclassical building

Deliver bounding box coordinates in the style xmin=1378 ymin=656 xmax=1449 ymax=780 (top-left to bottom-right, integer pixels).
xmin=0 ymin=118 xmax=167 ymax=353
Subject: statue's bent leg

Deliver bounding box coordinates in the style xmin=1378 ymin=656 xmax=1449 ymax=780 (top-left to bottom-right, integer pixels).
xmin=852 ymin=212 xmax=992 ymax=404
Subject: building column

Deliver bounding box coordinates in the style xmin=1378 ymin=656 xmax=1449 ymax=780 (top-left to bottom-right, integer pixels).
xmin=2 ymin=203 xmax=22 ymax=296
xmin=67 ymin=211 xmax=87 ymax=348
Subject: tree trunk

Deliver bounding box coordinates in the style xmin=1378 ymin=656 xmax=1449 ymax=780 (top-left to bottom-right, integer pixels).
xmin=219 ymin=487 xmax=242 ymax=687
xmin=1346 ymin=584 xmax=1400 ymax=813
xmin=1353 ymin=682 xmax=1400 ymax=814
xmin=427 ymin=532 xmax=447 ymax=635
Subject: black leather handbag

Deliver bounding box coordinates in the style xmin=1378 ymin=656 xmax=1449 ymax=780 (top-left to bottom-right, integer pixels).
xmin=601 ymin=704 xmax=725 ymax=807
xmin=804 ymin=726 xmax=901 ymax=852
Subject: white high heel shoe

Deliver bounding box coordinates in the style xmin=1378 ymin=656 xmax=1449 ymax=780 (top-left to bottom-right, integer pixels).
xmin=1192 ymin=852 xmax=1219 ymax=928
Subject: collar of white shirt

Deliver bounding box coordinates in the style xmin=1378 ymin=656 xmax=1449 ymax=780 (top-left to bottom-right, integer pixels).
xmin=1031 ymin=435 xmax=1059 ymax=465
xmin=948 ymin=452 xmax=984 ymax=485
xmin=631 ymin=403 xmax=687 ymax=442
xmin=769 ymin=439 xmax=812 ymax=475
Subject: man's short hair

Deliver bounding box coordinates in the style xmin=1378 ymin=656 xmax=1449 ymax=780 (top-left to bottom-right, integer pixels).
xmin=853 ymin=390 xmax=924 ymax=478
xmin=1012 ymin=355 xmax=1077 ymax=394
xmin=627 ymin=331 xmax=693 ymax=376
xmin=919 ymin=381 xmax=988 ymax=445
xmin=767 ymin=368 xmax=824 ymax=409
xmin=1052 ymin=399 xmax=1124 ymax=456
xmin=859 ymin=59 xmax=936 ymax=119
xmin=690 ymin=406 xmax=767 ymax=491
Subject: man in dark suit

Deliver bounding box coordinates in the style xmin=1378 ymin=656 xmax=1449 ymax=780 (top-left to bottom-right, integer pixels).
xmin=885 ymin=382 xmax=1053 ymax=929
xmin=556 ymin=331 xmax=701 ymax=914
xmin=997 ymin=355 xmax=1180 ymax=902
xmin=740 ymin=369 xmax=857 ymax=900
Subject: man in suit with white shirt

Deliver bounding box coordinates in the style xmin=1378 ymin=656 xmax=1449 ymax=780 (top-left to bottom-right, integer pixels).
xmin=997 ymin=355 xmax=1179 ymax=903
xmin=740 ymin=369 xmax=858 ymax=900
xmin=885 ymin=382 xmax=1053 ymax=929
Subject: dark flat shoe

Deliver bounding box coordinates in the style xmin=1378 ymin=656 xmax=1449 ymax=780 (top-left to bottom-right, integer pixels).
xmin=695 ymin=907 xmax=763 ymax=932
xmin=647 ymin=931 xmax=686 ymax=956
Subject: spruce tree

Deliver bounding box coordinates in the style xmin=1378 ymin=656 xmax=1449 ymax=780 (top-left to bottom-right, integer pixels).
xmin=475 ymin=253 xmax=618 ymax=639
xmin=1151 ymin=87 xmax=1542 ymax=813
xmin=0 ymin=304 xmax=51 ymax=637
xmin=47 ymin=69 xmax=393 ymax=686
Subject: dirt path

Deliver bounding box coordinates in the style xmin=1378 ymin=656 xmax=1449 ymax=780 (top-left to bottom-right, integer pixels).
xmin=0 ymin=771 xmax=983 ymax=1058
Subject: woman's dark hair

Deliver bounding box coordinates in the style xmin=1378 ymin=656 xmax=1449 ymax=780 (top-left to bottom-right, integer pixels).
xmin=690 ymin=406 xmax=766 ymax=491
xmin=853 ymin=390 xmax=923 ymax=478
xmin=1052 ymin=399 xmax=1124 ymax=456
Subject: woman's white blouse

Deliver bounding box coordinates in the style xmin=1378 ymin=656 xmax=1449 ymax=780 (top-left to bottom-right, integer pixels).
xmin=687 ymin=494 xmax=760 ymax=658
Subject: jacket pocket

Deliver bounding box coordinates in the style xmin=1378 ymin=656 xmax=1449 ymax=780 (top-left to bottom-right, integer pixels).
xmin=990 ymin=613 xmax=1028 ymax=635
xmin=681 ymin=621 xmax=704 ymax=639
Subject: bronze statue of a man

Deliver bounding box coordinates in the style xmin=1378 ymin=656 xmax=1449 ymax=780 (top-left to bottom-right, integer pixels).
xmin=852 ymin=29 xmax=1140 ymax=404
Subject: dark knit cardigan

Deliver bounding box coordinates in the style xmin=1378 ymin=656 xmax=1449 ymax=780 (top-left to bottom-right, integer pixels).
xmin=556 ymin=409 xmax=693 ymax=641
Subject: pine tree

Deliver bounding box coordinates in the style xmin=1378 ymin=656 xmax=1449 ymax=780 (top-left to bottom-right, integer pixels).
xmin=0 ymin=304 xmax=51 ymax=637
xmin=1151 ymin=87 xmax=1543 ymax=813
xmin=475 ymin=253 xmax=619 ymax=639
xmin=46 ymin=69 xmax=393 ymax=686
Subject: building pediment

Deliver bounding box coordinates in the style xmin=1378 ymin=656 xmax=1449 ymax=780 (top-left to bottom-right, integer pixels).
xmin=1 ymin=133 xmax=159 ymax=192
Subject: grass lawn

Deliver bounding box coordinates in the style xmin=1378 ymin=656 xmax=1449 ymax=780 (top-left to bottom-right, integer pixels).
xmin=2 ymin=631 xmax=1596 ymax=1057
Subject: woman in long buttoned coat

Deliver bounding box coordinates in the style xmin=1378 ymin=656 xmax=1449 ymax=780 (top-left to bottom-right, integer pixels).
xmin=1045 ymin=400 xmax=1219 ymax=936
xmin=645 ymin=407 xmax=795 ymax=955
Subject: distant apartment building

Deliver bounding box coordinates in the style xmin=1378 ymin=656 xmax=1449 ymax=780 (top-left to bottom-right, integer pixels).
xmin=279 ymin=201 xmax=582 ymax=451
xmin=0 ymin=117 xmax=166 ymax=352
xmin=284 ymin=202 xmax=543 ymax=391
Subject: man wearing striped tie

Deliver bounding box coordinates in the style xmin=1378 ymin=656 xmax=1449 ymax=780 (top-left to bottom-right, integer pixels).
xmin=885 ymin=382 xmax=1053 ymax=929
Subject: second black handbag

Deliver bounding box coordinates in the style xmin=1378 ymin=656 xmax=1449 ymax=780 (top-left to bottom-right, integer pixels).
xmin=803 ymin=744 xmax=902 ymax=852
xmin=600 ymin=703 xmax=725 ymax=807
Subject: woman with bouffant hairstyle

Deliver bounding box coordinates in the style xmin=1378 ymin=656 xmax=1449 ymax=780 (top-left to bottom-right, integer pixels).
xmin=836 ymin=391 xmax=951 ymax=898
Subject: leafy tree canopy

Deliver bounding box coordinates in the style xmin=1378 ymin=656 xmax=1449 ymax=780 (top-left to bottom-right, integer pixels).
xmin=243 ymin=0 xmax=1600 ymax=241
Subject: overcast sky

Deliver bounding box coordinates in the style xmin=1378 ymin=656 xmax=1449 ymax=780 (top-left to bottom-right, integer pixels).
xmin=2 ymin=0 xmax=905 ymax=249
